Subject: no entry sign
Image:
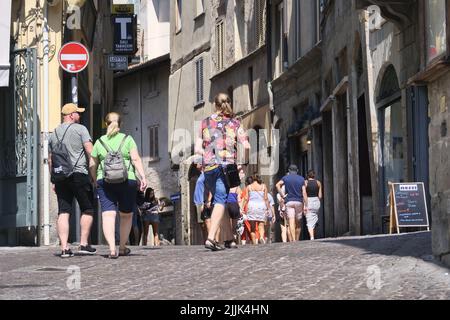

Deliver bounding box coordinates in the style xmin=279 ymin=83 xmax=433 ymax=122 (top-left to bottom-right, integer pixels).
xmin=58 ymin=42 xmax=90 ymax=73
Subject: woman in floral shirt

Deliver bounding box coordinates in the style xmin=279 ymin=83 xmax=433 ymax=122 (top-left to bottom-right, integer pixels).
xmin=195 ymin=93 xmax=250 ymax=251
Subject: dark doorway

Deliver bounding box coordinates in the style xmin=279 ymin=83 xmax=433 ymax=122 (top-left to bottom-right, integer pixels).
xmin=322 ymin=111 xmax=334 ymax=237
xmin=358 ymin=95 xmax=373 ymax=235
xmin=407 ymin=86 xmax=431 ymax=224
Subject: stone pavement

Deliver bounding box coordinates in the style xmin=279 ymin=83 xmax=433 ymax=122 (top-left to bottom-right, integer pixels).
xmin=0 ymin=231 xmax=449 ymax=300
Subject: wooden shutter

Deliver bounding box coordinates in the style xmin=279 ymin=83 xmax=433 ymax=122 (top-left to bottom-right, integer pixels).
xmin=149 ymin=127 xmax=154 ymax=158
xmin=216 ymin=20 xmax=224 ymax=71
xmin=196 ymin=58 xmax=204 ymax=103
xmin=256 ymin=0 xmax=266 ymax=48
xmin=155 ymin=126 xmax=159 ymax=158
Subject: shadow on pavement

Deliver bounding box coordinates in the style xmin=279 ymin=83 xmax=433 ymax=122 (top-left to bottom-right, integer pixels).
xmin=321 ymin=231 xmax=449 ymax=269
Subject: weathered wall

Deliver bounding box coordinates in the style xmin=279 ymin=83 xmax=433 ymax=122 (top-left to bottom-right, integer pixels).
xmin=428 ymin=76 xmax=450 ymax=266
xmin=114 ymin=61 xmax=178 ymax=199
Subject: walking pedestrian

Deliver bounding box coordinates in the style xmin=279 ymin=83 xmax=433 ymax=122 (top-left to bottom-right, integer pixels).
xmin=130 ymin=191 xmax=144 ymax=246
xmin=239 ymin=176 xmax=253 ymax=245
xmin=276 ymin=165 xmax=306 ymax=242
xmin=193 ymin=169 xmax=217 ymax=243
xmin=303 ymin=170 xmax=322 ymax=240
xmin=276 ymin=185 xmax=291 ymax=243
xmin=243 ymin=175 xmax=271 ymax=245
xmin=265 ymin=192 xmax=276 ymax=244
xmin=49 ymin=103 xmax=97 ymax=258
xmin=224 ymin=185 xmax=242 ymax=248
xmin=195 ymin=93 xmax=250 ymax=251
xmin=140 ymin=188 xmax=164 ymax=247
xmin=89 ymin=112 xmax=147 ymax=259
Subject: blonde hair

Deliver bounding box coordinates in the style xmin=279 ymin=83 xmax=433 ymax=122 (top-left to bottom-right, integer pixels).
xmin=214 ymin=93 xmax=234 ymax=117
xmin=105 ymin=112 xmax=121 ymax=138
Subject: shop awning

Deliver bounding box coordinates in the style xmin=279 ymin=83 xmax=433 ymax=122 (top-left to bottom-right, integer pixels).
xmin=0 ymin=0 xmax=12 ymax=87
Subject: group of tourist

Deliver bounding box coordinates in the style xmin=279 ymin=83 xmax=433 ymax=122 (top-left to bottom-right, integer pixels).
xmin=194 ymin=93 xmax=323 ymax=251
xmin=49 ymin=92 xmax=322 ymax=258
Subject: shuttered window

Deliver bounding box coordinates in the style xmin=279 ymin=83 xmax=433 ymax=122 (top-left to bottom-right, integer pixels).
xmin=216 ymin=20 xmax=225 ymax=71
xmin=196 ymin=58 xmax=204 ymax=104
xmin=255 ymin=0 xmax=266 ymax=48
xmin=149 ymin=125 xmax=159 ymax=160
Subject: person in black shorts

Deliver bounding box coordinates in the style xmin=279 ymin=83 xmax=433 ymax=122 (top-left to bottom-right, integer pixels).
xmin=224 ymin=186 xmax=242 ymax=248
xmin=49 ymin=104 xmax=96 ymax=258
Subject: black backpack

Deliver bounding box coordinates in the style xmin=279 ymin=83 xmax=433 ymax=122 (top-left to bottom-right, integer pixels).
xmin=51 ymin=124 xmax=83 ymax=183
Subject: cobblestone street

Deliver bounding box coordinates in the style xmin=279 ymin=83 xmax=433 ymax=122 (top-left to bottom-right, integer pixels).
xmin=0 ymin=232 xmax=449 ymax=300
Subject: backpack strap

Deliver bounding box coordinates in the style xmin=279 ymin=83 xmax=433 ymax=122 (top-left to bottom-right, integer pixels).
xmin=98 ymin=138 xmax=112 ymax=153
xmin=118 ymin=135 xmax=134 ymax=172
xmin=55 ymin=123 xmax=74 ymax=144
xmin=117 ymin=135 xmax=129 ymax=153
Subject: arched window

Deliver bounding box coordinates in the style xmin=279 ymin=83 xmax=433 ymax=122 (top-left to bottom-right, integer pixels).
xmin=377 ymin=65 xmax=400 ymax=103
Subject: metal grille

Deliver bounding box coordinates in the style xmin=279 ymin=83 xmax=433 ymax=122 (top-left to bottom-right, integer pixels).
xmin=255 ymin=0 xmax=266 ymax=48
xmin=195 ymin=57 xmax=204 ymax=103
xmin=14 ymin=48 xmax=38 ymax=228
xmin=216 ymin=20 xmax=224 ymax=71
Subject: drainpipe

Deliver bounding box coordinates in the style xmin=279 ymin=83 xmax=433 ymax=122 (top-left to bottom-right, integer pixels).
xmin=43 ymin=2 xmax=50 ymax=246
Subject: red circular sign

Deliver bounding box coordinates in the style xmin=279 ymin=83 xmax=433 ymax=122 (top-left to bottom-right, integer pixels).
xmin=58 ymin=42 xmax=90 ymax=73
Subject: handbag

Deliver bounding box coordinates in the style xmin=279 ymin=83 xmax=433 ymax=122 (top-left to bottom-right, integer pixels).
xmin=222 ymin=164 xmax=241 ymax=188
xmin=236 ymin=216 xmax=245 ymax=236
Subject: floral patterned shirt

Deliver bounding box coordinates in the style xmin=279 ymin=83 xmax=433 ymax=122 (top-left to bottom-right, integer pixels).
xmin=200 ymin=114 xmax=248 ymax=168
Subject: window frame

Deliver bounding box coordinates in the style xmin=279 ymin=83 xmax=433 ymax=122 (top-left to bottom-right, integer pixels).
xmin=248 ymin=66 xmax=254 ymax=109
xmin=276 ymin=1 xmax=286 ymax=77
xmin=195 ymin=57 xmax=205 ymax=106
xmin=195 ymin=0 xmax=205 ymax=19
xmin=255 ymin=0 xmax=267 ymax=48
xmin=216 ymin=19 xmax=225 ymax=71
xmin=424 ymin=0 xmax=449 ymax=64
xmin=175 ymin=0 xmax=182 ymax=34
xmin=148 ymin=125 xmax=160 ymax=163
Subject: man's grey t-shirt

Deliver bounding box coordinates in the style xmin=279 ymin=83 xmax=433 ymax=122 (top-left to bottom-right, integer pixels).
xmin=49 ymin=123 xmax=92 ymax=175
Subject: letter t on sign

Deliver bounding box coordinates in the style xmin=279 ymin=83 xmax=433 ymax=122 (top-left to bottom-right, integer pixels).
xmin=116 ymin=17 xmax=132 ymax=40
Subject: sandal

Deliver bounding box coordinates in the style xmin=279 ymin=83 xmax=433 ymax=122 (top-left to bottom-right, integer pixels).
xmin=224 ymin=240 xmax=238 ymax=249
xmin=119 ymin=247 xmax=131 ymax=256
xmin=108 ymin=251 xmax=119 ymax=259
xmin=205 ymin=239 xmax=225 ymax=252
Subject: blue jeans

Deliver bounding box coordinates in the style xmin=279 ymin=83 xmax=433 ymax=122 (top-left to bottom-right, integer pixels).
xmin=204 ymin=167 xmax=229 ymax=206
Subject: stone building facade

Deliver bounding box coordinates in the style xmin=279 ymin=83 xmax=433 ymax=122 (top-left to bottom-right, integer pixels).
xmin=269 ymin=0 xmax=443 ymax=246
xmin=113 ymin=55 xmax=178 ymax=243
xmin=169 ymin=0 xmax=273 ymax=245
xmin=268 ymin=0 xmax=323 ymax=237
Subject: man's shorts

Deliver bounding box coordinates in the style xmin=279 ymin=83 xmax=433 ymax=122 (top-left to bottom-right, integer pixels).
xmin=55 ymin=173 xmax=94 ymax=215
xmin=285 ymin=201 xmax=304 ymax=221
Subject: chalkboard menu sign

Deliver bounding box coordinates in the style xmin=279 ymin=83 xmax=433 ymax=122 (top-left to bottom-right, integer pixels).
xmin=389 ymin=183 xmax=430 ymax=234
